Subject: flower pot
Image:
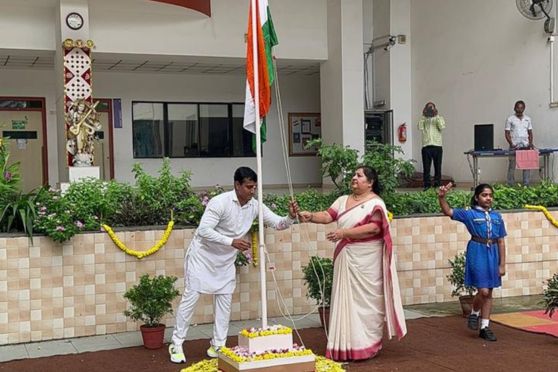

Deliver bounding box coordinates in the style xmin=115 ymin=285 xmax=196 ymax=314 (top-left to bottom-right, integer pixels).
xmin=318 ymin=306 xmax=330 ymax=329
xmin=140 ymin=324 xmax=166 ymax=349
xmin=459 ymin=295 xmax=474 ymax=318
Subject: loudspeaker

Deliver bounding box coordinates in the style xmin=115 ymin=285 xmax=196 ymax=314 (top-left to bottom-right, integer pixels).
xmin=474 ymin=124 xmax=494 ymax=151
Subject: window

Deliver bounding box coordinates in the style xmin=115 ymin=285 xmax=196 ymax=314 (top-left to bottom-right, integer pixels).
xmin=132 ymin=102 xmax=255 ymax=158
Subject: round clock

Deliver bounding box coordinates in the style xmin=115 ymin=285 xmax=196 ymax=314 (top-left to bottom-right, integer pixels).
xmin=66 ymin=12 xmax=84 ymax=30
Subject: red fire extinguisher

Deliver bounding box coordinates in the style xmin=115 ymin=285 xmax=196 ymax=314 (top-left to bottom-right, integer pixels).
xmin=398 ymin=123 xmax=407 ymax=143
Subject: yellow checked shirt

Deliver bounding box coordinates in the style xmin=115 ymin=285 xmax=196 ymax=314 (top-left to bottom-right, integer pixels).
xmin=418 ymin=115 xmax=445 ymax=147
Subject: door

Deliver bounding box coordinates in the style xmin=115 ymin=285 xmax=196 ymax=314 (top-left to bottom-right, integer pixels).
xmin=93 ymin=99 xmax=114 ymax=180
xmin=0 ymin=98 xmax=47 ymax=192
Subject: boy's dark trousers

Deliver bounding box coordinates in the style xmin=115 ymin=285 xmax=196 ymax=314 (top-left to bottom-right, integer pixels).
xmin=422 ymin=145 xmax=443 ymax=188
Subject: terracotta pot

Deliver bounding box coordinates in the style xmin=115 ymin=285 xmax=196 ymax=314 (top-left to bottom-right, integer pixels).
xmin=459 ymin=295 xmax=474 ymax=318
xmin=318 ymin=306 xmax=330 ymax=329
xmin=140 ymin=324 xmax=165 ymax=349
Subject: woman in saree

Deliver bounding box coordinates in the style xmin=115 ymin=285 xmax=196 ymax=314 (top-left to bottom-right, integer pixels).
xmin=298 ymin=165 xmax=407 ymax=361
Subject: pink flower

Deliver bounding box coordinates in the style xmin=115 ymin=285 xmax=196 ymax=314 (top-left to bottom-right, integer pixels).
xmin=75 ymin=221 xmax=84 ymax=229
xmin=3 ymin=171 xmax=12 ymax=181
xmin=55 ymin=226 xmax=65 ymax=232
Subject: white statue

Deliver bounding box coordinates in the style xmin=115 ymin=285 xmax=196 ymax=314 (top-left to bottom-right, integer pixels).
xmin=65 ymin=99 xmax=102 ymax=167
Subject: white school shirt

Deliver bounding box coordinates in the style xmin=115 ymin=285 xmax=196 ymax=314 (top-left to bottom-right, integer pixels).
xmin=505 ymin=114 xmax=532 ymax=148
xmin=185 ymin=190 xmax=294 ymax=294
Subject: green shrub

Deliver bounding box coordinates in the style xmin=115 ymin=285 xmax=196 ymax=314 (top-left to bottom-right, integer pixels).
xmin=113 ymin=159 xmax=194 ymax=226
xmin=302 ymin=256 xmax=333 ymax=306
xmin=0 ymin=191 xmax=38 ymax=241
xmin=34 ymin=188 xmax=80 ymax=242
xmin=447 ymin=252 xmax=475 ymax=297
xmin=307 ymin=139 xmax=415 ymax=195
xmin=123 ymin=274 xmax=180 ymax=327
xmin=542 ymin=273 xmax=558 ymax=318
xmin=362 ymin=140 xmax=415 ymax=195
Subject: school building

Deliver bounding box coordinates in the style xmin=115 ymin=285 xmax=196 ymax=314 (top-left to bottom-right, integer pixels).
xmin=1 ymin=0 xmax=557 ymax=191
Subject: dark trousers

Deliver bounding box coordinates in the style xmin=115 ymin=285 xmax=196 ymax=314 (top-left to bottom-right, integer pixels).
xmin=422 ymin=145 xmax=443 ymax=188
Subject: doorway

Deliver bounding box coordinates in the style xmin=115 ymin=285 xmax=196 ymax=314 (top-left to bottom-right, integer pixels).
xmin=0 ymin=97 xmax=47 ymax=192
xmin=93 ymin=98 xmax=114 ymax=180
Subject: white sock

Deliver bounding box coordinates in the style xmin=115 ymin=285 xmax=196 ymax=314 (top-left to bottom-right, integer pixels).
xmin=471 ymin=309 xmax=480 ymax=316
xmin=481 ymin=319 xmax=490 ymax=329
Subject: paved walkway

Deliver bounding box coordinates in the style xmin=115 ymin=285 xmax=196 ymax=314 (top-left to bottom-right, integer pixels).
xmin=0 ymin=295 xmax=542 ymax=363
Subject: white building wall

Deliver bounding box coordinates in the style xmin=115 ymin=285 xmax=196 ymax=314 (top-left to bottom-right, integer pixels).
xmin=389 ymin=0 xmax=412 ymax=159
xmin=0 ymin=0 xmax=327 ymax=60
xmin=411 ymin=0 xmax=558 ymax=184
xmin=91 ymin=71 xmax=322 ymax=187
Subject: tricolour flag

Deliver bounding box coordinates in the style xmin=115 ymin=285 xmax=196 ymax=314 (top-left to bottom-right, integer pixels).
xmin=243 ymin=0 xmax=278 ymax=148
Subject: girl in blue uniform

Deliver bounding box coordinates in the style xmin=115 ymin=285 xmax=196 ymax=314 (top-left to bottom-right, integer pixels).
xmin=438 ymin=183 xmax=507 ymax=341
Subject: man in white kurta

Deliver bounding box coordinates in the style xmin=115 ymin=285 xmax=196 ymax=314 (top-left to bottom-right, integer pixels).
xmin=169 ymin=167 xmax=297 ymax=364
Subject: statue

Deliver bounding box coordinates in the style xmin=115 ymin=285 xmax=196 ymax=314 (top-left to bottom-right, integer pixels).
xmin=65 ymin=99 xmax=102 ymax=167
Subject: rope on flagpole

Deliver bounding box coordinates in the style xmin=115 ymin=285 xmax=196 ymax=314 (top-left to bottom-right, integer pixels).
xmin=269 ymin=58 xmax=331 ymax=343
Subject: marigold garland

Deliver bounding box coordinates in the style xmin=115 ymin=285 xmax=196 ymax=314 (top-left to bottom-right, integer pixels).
xmin=251 ymin=229 xmax=259 ymax=267
xmin=179 ymin=355 xmax=345 ymax=372
xmin=524 ymin=205 xmax=558 ymax=228
xmin=101 ymin=221 xmax=174 ymax=259
xmin=239 ymin=325 xmax=292 ymax=339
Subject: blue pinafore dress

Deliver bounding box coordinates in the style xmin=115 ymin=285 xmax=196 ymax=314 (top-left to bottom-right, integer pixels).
xmin=452 ymin=207 xmax=507 ymax=289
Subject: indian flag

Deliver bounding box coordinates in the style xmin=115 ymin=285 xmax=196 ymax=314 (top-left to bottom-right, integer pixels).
xmin=243 ymin=0 xmax=278 ymax=146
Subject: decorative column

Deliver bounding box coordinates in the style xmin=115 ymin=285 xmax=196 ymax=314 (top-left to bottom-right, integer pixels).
xmin=62 ymin=38 xmax=102 ymax=169
xmin=56 ymin=1 xmax=101 ymax=185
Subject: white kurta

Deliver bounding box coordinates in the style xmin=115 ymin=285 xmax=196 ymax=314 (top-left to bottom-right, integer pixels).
xmin=185 ymin=190 xmax=293 ymax=294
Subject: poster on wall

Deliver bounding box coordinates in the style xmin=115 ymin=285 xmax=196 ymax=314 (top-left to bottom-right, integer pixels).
xmin=288 ymin=113 xmax=321 ymax=156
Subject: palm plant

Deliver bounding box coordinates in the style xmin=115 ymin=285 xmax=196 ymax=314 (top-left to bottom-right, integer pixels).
xmin=542 ymin=273 xmax=558 ymax=318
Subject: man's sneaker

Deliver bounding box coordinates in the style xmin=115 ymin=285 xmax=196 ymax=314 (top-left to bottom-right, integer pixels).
xmin=479 ymin=327 xmax=497 ymax=341
xmin=168 ymin=344 xmax=186 ymax=364
xmin=467 ymin=313 xmax=480 ymax=330
xmin=207 ymin=345 xmax=221 ymax=358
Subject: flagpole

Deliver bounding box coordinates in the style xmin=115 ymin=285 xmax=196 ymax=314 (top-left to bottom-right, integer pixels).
xmin=251 ymin=0 xmax=268 ymax=329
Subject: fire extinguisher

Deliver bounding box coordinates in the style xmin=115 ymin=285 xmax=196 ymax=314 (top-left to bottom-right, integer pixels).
xmin=398 ymin=123 xmax=407 ymax=143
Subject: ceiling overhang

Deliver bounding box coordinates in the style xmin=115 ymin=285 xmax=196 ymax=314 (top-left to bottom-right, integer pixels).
xmin=149 ymin=0 xmax=211 ymax=17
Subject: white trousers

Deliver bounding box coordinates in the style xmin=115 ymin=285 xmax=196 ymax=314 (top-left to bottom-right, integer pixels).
xmin=171 ymin=286 xmax=232 ymax=348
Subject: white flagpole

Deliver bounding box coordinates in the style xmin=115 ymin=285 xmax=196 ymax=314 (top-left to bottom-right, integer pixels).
xmin=251 ymin=0 xmax=268 ymax=329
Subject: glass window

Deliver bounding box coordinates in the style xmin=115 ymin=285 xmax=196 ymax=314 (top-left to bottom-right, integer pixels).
xmin=199 ymin=104 xmax=230 ymax=157
xmin=0 ymin=99 xmax=43 ymax=109
xmin=232 ymin=104 xmax=255 ymax=156
xmin=132 ymin=102 xmax=164 ymax=158
xmin=168 ymin=104 xmax=198 ymax=157
xmin=131 ymin=102 xmax=254 ymax=158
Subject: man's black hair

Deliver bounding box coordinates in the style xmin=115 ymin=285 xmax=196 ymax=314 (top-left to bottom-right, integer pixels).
xmin=234 ymin=167 xmax=257 ymax=184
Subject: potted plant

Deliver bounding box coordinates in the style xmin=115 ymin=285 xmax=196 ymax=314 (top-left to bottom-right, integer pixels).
xmin=542 ymin=273 xmax=558 ymax=318
xmin=123 ymin=273 xmax=180 ymax=349
xmin=447 ymin=252 xmax=476 ymax=317
xmin=302 ymin=256 xmax=333 ymax=328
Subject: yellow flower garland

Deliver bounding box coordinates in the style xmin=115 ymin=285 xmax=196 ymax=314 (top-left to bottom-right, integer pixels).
xmin=524 ymin=205 xmax=558 ymax=228
xmin=251 ymin=229 xmax=259 ymax=267
xmin=388 ymin=211 xmax=393 ymax=222
xmin=101 ymin=221 xmax=174 ymax=259
xmin=239 ymin=325 xmax=292 ymax=339
xmin=180 ymin=355 xmax=345 ymax=372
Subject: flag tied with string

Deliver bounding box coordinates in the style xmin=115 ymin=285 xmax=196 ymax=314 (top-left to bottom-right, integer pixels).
xmin=243 ymin=0 xmax=278 ymax=150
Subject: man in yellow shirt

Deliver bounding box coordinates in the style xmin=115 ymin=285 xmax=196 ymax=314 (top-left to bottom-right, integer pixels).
xmin=418 ymin=102 xmax=446 ymax=190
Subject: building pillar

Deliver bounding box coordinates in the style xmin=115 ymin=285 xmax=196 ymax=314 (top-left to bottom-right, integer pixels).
xmin=55 ymin=0 xmax=94 ymax=183
xmin=320 ymin=0 xmax=365 ymax=156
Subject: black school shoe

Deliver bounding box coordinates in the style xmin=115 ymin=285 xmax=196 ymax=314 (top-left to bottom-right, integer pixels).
xmin=479 ymin=327 xmax=497 ymax=341
xmin=467 ymin=313 xmax=479 ymax=330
